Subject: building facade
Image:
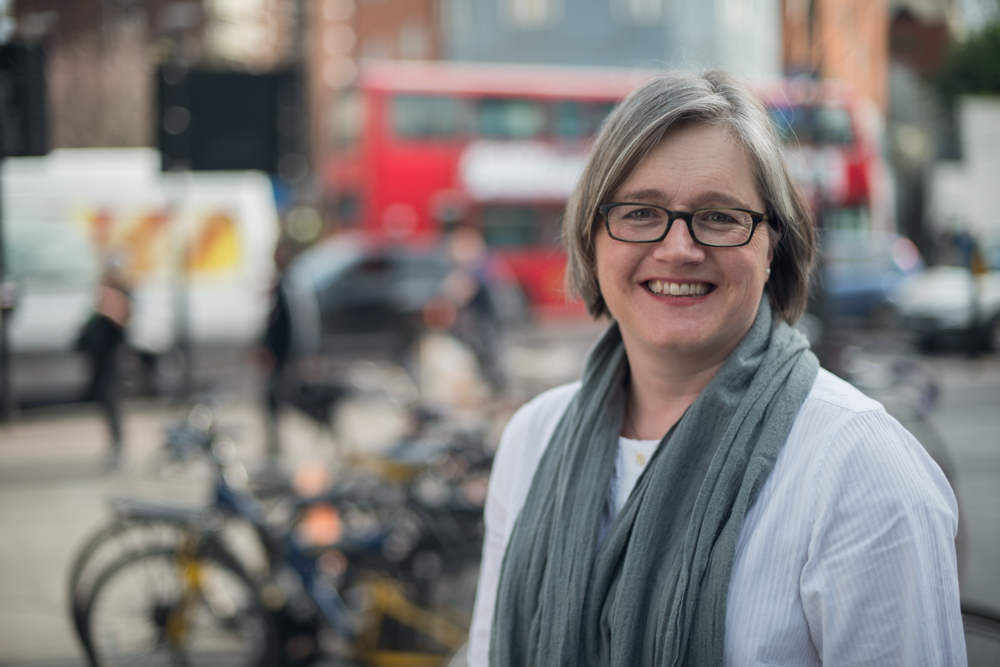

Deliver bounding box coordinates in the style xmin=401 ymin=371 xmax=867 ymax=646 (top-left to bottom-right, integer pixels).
xmin=439 ymin=0 xmax=783 ymax=79
xmin=783 ymin=0 xmax=890 ymax=114
xmin=12 ymin=0 xmax=298 ymax=148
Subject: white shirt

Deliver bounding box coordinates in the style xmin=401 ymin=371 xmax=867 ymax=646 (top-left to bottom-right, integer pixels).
xmin=468 ymin=368 xmax=965 ymax=666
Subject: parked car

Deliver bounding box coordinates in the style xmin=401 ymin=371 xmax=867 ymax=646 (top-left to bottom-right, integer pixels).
xmin=892 ymin=242 xmax=1000 ymax=352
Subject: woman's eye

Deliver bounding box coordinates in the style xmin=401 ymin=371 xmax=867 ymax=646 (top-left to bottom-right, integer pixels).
xmin=624 ymin=207 xmax=657 ymax=220
xmin=704 ymin=210 xmax=736 ymax=223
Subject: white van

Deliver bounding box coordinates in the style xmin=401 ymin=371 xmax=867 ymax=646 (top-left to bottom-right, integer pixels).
xmin=3 ymin=148 xmax=279 ymax=403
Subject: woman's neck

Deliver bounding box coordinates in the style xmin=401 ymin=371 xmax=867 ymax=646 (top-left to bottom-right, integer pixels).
xmin=620 ymin=338 xmax=730 ymax=441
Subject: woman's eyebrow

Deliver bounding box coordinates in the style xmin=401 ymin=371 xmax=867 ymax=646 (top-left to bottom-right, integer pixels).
xmin=614 ymin=188 xmax=667 ymax=202
xmin=614 ymin=188 xmax=750 ymax=209
xmin=689 ymin=191 xmax=749 ymax=209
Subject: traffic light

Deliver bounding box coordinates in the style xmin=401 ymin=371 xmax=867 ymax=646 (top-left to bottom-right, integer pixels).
xmin=157 ymin=66 xmax=307 ymax=182
xmin=0 ymin=42 xmax=47 ymax=157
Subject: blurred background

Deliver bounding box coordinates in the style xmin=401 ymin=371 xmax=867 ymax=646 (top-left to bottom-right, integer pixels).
xmin=1 ymin=0 xmax=1000 ymax=665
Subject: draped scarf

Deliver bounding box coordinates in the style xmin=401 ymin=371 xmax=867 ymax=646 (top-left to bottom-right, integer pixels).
xmin=490 ymin=299 xmax=819 ymax=666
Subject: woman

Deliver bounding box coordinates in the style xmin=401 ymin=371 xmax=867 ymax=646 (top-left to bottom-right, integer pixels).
xmin=467 ymin=70 xmax=964 ymax=665
xmin=77 ymin=269 xmax=132 ymax=467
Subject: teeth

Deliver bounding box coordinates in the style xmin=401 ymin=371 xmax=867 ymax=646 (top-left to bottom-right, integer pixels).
xmin=648 ymin=280 xmax=708 ymax=296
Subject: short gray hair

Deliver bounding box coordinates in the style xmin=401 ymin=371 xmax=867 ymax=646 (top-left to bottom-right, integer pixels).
xmin=563 ymin=69 xmax=816 ymax=324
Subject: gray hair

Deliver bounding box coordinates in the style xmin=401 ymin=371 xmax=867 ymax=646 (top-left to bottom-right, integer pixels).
xmin=563 ymin=69 xmax=816 ymax=324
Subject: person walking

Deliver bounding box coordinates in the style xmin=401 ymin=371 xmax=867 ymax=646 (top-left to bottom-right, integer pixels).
xmin=77 ymin=270 xmax=131 ymax=468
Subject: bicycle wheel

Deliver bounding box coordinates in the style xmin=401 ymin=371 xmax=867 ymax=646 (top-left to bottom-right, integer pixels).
xmin=83 ymin=545 xmax=278 ymax=667
xmin=70 ymin=518 xmax=188 ymax=621
xmin=964 ymin=602 xmax=1000 ymax=667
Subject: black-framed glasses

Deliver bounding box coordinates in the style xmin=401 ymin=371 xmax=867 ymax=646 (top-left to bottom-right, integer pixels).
xmin=598 ymin=202 xmax=769 ymax=247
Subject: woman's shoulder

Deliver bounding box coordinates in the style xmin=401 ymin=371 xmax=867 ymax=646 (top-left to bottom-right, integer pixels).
xmin=793 ymin=367 xmax=925 ymax=461
xmin=803 ymin=367 xmax=884 ymax=414
xmin=792 ymin=368 xmax=913 ymax=447
xmin=786 ymin=368 xmax=955 ymax=512
xmin=491 ymin=382 xmax=581 ymax=483
xmin=509 ymin=381 xmax=581 ymax=429
xmin=499 ymin=382 xmax=581 ymax=454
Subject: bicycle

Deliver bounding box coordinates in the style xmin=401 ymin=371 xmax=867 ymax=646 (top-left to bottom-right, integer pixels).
xmin=71 ymin=392 xmax=489 ymax=667
xmin=68 ymin=393 xmax=279 ymax=660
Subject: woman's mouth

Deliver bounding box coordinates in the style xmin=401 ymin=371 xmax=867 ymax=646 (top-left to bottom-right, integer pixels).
xmin=645 ymin=280 xmax=712 ymax=297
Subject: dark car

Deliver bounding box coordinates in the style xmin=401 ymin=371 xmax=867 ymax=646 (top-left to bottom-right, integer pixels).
xmin=282 ymin=233 xmax=526 ymax=391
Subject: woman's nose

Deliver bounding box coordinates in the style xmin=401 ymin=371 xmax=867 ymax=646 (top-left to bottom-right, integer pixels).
xmin=650 ymin=218 xmax=705 ymax=263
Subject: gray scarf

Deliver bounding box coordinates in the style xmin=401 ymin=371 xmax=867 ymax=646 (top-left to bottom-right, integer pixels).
xmin=490 ymin=299 xmax=818 ymax=666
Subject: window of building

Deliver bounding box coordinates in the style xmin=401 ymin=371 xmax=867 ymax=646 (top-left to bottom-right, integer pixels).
xmin=443 ymin=0 xmax=474 ymax=43
xmin=721 ymin=0 xmax=755 ymax=32
xmin=398 ymin=21 xmax=430 ymax=59
xmin=502 ymin=0 xmax=562 ymax=29
xmin=612 ymin=0 xmax=663 ymax=23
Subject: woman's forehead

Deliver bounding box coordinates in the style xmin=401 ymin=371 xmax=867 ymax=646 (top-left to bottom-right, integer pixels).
xmin=611 ymin=124 xmax=763 ymax=210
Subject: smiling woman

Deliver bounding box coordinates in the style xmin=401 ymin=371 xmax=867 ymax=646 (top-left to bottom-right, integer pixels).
xmin=467 ymin=70 xmax=966 ymax=667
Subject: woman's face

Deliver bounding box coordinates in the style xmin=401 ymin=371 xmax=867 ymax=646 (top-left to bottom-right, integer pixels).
xmin=594 ymin=122 xmax=774 ymax=364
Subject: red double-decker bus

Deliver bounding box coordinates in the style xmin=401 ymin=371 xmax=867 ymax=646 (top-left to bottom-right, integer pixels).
xmin=758 ymin=77 xmax=892 ymax=234
xmin=322 ymin=60 xmax=647 ymax=317
xmin=322 ymin=62 xmax=889 ymax=317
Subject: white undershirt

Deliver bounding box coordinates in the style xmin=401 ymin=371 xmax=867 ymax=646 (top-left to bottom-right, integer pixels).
xmin=598 ymin=436 xmax=662 ymax=546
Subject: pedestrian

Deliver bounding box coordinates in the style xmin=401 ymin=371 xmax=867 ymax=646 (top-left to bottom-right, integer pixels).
xmin=442 ymin=224 xmax=505 ymax=390
xmin=260 ymin=242 xmax=293 ymax=459
xmin=468 ymin=70 xmax=964 ymax=665
xmin=77 ymin=269 xmax=131 ymax=468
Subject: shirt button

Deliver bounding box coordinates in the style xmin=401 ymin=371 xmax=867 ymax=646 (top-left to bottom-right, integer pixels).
xmin=636 ymin=453 xmax=646 ymax=466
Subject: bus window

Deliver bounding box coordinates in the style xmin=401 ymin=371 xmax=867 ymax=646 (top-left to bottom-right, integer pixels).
xmin=769 ymin=106 xmax=799 ymax=143
xmin=769 ymin=105 xmax=815 ymax=145
xmin=555 ymin=101 xmax=617 ymax=138
xmin=589 ymin=102 xmax=617 ymax=135
xmin=822 ymin=206 xmax=869 ymax=231
xmin=813 ymin=107 xmax=853 ymax=145
xmin=335 ymin=193 xmax=361 ymax=227
xmin=392 ymin=94 xmax=468 ymax=139
xmin=555 ymin=101 xmax=580 ymax=137
xmin=481 ymin=205 xmax=563 ymax=247
xmin=535 ymin=207 xmax=563 ymax=245
xmin=769 ymin=105 xmax=854 ymax=147
xmin=478 ymin=99 xmax=547 ymax=139
xmin=482 ymin=206 xmax=536 ymax=247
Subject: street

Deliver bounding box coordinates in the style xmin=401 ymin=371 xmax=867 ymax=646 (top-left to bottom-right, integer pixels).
xmin=0 ymin=323 xmax=998 ymax=666
xmin=923 ymin=353 xmax=1000 ymax=608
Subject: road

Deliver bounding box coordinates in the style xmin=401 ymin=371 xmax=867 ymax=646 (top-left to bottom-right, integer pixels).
xmin=923 ymin=353 xmax=1000 ymax=608
xmin=0 ymin=322 xmax=997 ymax=666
